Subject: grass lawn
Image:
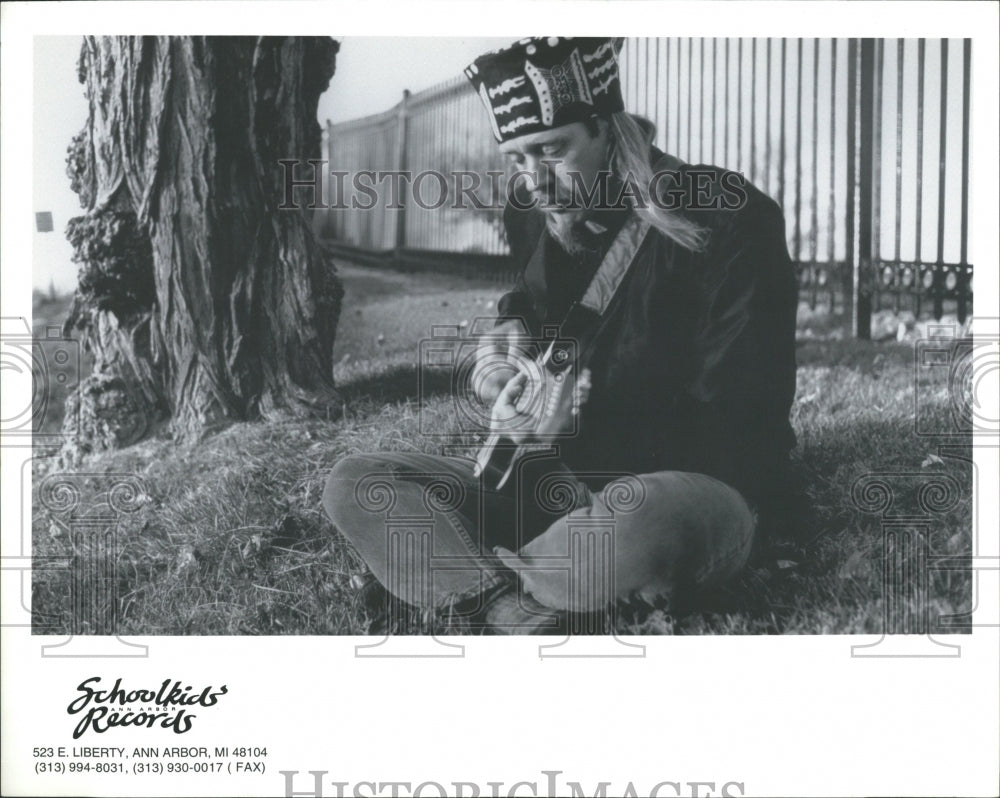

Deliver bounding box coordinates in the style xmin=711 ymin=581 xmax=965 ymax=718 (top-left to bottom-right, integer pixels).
xmin=31 ymin=264 xmax=973 ymax=635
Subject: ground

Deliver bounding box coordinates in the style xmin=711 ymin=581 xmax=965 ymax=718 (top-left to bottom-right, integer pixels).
xmin=30 ymin=265 xmax=973 ymax=635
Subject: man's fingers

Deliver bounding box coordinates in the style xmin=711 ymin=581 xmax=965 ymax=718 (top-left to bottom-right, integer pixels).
xmin=498 ymin=370 xmax=528 ymax=403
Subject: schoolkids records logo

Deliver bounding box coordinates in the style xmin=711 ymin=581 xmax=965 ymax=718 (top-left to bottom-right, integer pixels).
xmin=67 ymin=677 xmax=228 ymax=739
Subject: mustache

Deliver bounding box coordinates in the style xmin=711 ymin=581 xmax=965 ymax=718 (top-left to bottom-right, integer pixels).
xmin=527 ymin=176 xmax=625 ymax=209
xmin=530 ymin=186 xmax=588 ymax=210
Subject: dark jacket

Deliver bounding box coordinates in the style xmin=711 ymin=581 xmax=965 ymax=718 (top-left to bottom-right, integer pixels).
xmin=497 ymin=151 xmax=798 ymax=515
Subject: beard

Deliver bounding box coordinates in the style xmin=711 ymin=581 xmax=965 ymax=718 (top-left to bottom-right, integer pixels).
xmin=543 ymin=169 xmax=628 ymax=258
xmin=545 ymin=212 xmax=605 ymax=258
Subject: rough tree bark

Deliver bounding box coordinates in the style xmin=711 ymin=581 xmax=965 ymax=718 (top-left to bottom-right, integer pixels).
xmin=64 ymin=36 xmax=342 ymax=455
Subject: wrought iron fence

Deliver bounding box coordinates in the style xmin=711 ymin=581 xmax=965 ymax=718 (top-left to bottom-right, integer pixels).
xmin=322 ymin=38 xmax=973 ymax=335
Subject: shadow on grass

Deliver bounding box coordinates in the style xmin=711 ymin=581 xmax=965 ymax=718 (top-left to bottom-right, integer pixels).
xmin=338 ymin=364 xmax=455 ymax=407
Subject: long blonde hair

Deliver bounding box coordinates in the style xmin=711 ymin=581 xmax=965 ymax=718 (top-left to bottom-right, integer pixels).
xmin=608 ymin=111 xmax=708 ymax=252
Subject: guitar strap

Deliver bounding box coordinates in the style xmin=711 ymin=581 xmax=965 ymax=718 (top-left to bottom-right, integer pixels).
xmin=578 ymin=213 xmax=654 ymax=316
xmin=545 ymin=212 xmax=654 ymax=359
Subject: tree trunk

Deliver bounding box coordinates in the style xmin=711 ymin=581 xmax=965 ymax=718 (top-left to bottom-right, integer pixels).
xmin=65 ymin=36 xmax=342 ymax=451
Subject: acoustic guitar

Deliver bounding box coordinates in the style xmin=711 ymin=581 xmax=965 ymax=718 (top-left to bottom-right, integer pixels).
xmin=473 ymin=333 xmax=592 ymax=490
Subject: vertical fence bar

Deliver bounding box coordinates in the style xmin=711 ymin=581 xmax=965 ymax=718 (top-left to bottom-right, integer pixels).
xmin=420 ymin=100 xmax=428 ymax=253
xmin=446 ymin=92 xmax=454 ymax=256
xmin=420 ymin=101 xmax=440 ymax=249
xmin=779 ymin=39 xmax=787 ymax=219
xmin=872 ymin=38 xmax=884 ymax=311
xmin=827 ymin=41 xmax=837 ymax=285
xmin=736 ymin=38 xmax=743 ymax=173
xmin=427 ymin=98 xmax=435 ymax=253
xmin=366 ymin=127 xmax=376 ymax=248
xmin=434 ymin=97 xmax=442 ymax=252
xmin=655 ymin=37 xmax=661 ymax=148
xmin=765 ymin=39 xmax=772 ymax=196
xmin=894 ymin=39 xmax=905 ymax=312
xmin=459 ymin=92 xmax=468 ymax=248
xmin=322 ymin=121 xmax=331 ymax=236
xmin=668 ymin=40 xmax=674 ymax=149
xmin=405 ymin=111 xmax=414 ymax=250
xmin=856 ymin=38 xmax=876 ymax=339
xmin=794 ymin=39 xmax=803 ymax=264
xmin=394 ymin=90 xmax=410 ymax=255
xmin=633 ymin=38 xmax=640 ymax=115
xmin=643 ymin=36 xmax=656 ymax=124
xmin=810 ymin=38 xmax=820 ymax=308
xmin=410 ymin=107 xmax=420 ymax=251
xmin=340 ymin=134 xmax=358 ymax=244
xmin=666 ymin=37 xmax=672 ymax=152
xmin=361 ymin=127 xmax=371 ymax=248
xmin=750 ymin=38 xmax=757 ymax=184
xmin=346 ymin=131 xmax=356 ymax=244
xmin=958 ymin=38 xmax=971 ymax=323
xmin=637 ymin=38 xmax=644 ymax=117
xmin=915 ymin=39 xmax=926 ymax=318
xmin=325 ymin=121 xmax=334 ymax=237
xmin=632 ymin=38 xmax=639 ymax=111
xmin=355 ymin=130 xmax=364 ymax=244
xmin=371 ymin=126 xmax=379 ymax=248
xmin=426 ymin=104 xmax=434 ymax=251
xmin=346 ymin=133 xmax=355 ymax=244
xmin=347 ymin=133 xmax=355 ymax=242
xmin=934 ymin=38 xmax=949 ymax=320
xmin=724 ymin=38 xmax=730 ymax=166
xmin=664 ymin=38 xmax=672 ymax=152
xmin=629 ymin=38 xmax=636 ymax=110
xmin=687 ymin=38 xmax=693 ymax=162
xmin=698 ymin=38 xmax=705 ymax=162
xmin=453 ymin=92 xmax=461 ymax=253
xmin=410 ymin=110 xmax=419 ymax=249
xmin=441 ymin=96 xmax=448 ymax=252
xmin=711 ymin=38 xmax=718 ymax=164
xmin=675 ymin=38 xmax=682 ymax=157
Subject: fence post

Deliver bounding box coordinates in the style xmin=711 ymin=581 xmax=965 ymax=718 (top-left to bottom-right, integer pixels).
xmin=957 ymin=39 xmax=971 ymax=324
xmin=854 ymin=38 xmax=876 ymax=340
xmin=843 ymin=38 xmax=858 ymax=328
xmin=393 ymin=90 xmax=410 ymax=260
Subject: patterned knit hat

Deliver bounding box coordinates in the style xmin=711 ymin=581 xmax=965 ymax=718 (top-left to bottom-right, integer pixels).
xmin=464 ymin=37 xmax=625 ymax=143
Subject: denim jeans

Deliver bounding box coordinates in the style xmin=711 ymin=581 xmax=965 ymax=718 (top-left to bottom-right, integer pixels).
xmin=321 ymin=449 xmax=755 ymax=613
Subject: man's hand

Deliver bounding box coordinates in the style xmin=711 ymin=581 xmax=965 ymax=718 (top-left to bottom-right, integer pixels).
xmin=489 ymin=370 xmax=536 ymax=444
xmin=470 ymin=319 xmax=529 ymax=405
xmin=489 ymin=363 xmax=592 ymax=445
